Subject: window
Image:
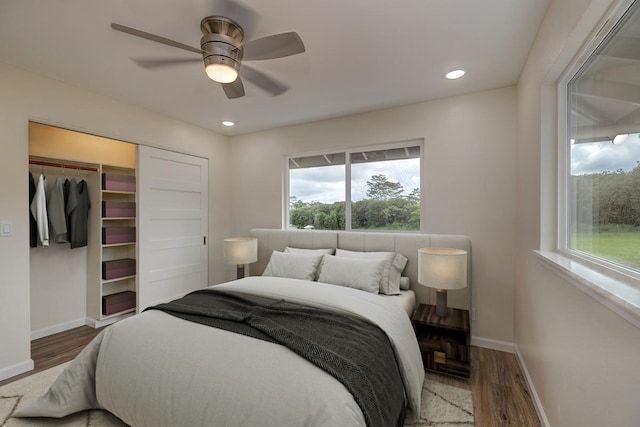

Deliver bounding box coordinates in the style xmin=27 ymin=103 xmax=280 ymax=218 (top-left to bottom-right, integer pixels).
xmin=564 ymin=0 xmax=640 ymax=277
xmin=287 ymin=141 xmax=421 ymax=231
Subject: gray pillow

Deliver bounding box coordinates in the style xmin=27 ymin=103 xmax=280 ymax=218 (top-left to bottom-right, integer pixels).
xmin=334 ymin=249 xmax=407 ymax=295
xmin=262 ymin=251 xmax=323 ymax=281
xmin=317 ymin=255 xmax=386 ymax=293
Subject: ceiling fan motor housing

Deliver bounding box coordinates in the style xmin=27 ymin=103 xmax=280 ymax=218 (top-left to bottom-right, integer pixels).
xmin=200 ymin=16 xmax=244 ymax=79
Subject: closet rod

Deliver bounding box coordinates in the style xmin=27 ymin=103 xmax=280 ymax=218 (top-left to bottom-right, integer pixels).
xmin=29 ymin=159 xmax=98 ymax=172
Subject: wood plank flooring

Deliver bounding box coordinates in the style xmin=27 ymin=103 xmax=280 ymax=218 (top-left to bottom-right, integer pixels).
xmin=425 ymin=346 xmax=542 ymax=426
xmin=0 ymin=326 xmax=102 ymax=387
xmin=1 ymin=327 xmax=542 ymax=426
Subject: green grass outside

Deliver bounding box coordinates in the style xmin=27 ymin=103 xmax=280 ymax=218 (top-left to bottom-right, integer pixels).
xmin=572 ymin=231 xmax=640 ymax=269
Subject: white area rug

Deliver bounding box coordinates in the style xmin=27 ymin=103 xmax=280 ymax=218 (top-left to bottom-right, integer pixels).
xmin=1 ymin=363 xmax=474 ymax=426
xmin=406 ymin=379 xmax=475 ymax=427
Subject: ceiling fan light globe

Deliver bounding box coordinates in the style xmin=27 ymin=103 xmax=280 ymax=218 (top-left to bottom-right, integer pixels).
xmin=206 ymin=63 xmax=238 ymax=83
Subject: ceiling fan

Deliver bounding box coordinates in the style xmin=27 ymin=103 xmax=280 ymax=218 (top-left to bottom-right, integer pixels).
xmin=111 ymin=7 xmax=305 ymax=99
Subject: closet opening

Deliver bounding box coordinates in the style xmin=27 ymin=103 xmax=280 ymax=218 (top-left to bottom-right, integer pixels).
xmin=28 ymin=122 xmax=137 ymax=339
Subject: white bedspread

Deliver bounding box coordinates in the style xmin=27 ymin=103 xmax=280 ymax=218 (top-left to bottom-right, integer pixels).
xmin=15 ymin=276 xmax=424 ymax=427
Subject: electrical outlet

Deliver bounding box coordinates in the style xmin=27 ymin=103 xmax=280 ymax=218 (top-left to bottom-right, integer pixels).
xmin=471 ymin=308 xmax=476 ymax=321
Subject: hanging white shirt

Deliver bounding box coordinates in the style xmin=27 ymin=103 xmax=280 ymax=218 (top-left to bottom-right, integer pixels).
xmin=30 ymin=174 xmax=49 ymax=247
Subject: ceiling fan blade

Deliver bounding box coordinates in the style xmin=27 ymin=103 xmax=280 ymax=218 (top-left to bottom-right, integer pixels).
xmin=222 ymin=77 xmax=245 ymax=99
xmin=131 ymin=57 xmax=203 ymax=69
xmin=111 ymin=23 xmax=203 ymax=55
xmin=242 ymin=32 xmax=305 ymax=61
xmin=240 ymin=64 xmax=288 ymax=96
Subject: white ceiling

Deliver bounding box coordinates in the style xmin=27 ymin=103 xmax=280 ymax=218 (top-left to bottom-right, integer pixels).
xmin=0 ymin=0 xmax=550 ymax=136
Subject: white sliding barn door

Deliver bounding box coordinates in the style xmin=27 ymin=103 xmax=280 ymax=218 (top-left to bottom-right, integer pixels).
xmin=137 ymin=146 xmax=208 ymax=311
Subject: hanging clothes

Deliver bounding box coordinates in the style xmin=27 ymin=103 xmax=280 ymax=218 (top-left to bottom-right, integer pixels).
xmin=29 ymin=172 xmax=37 ymax=248
xmin=64 ymin=178 xmax=71 ymax=242
xmin=66 ymin=178 xmax=91 ymax=249
xmin=47 ymin=176 xmax=68 ymax=243
xmin=30 ymin=173 xmax=49 ymax=247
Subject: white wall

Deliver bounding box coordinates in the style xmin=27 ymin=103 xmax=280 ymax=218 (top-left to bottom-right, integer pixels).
xmin=516 ymin=0 xmax=640 ymax=426
xmin=229 ymin=86 xmax=519 ymax=344
xmin=0 ymin=64 xmax=232 ymax=380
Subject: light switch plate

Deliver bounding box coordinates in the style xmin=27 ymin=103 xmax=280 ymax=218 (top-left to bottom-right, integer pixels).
xmin=0 ymin=221 xmax=14 ymax=236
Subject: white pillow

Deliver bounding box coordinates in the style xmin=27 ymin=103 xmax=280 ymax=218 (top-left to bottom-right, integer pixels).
xmin=284 ymin=246 xmax=336 ymax=255
xmin=317 ymin=255 xmax=386 ymax=294
xmin=334 ymin=249 xmax=407 ymax=295
xmin=262 ymin=251 xmax=323 ymax=281
xmin=399 ymin=276 xmax=410 ymax=290
xmin=391 ymin=253 xmax=409 ymax=291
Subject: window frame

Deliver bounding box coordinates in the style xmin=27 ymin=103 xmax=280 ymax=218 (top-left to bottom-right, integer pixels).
xmin=542 ymin=0 xmax=640 ymax=329
xmin=284 ymin=139 xmax=424 ymax=232
xmin=557 ymin=0 xmax=640 ymax=285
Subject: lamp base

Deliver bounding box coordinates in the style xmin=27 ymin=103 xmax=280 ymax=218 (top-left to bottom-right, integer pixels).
xmin=236 ymin=263 xmax=245 ymax=280
xmin=436 ymin=289 xmax=448 ymax=317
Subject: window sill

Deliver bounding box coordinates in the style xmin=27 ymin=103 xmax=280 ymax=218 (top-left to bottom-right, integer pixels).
xmin=534 ymin=250 xmax=640 ymax=329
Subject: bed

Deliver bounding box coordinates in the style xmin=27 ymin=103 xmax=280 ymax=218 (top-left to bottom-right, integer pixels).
xmin=15 ymin=229 xmax=472 ymax=427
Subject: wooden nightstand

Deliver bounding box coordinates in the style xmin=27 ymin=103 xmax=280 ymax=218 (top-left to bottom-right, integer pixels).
xmin=412 ymin=303 xmax=470 ymax=379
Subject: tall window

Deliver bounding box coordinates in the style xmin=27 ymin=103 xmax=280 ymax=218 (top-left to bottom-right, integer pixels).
xmin=287 ymin=141 xmax=421 ymax=231
xmin=565 ymin=0 xmax=640 ymax=275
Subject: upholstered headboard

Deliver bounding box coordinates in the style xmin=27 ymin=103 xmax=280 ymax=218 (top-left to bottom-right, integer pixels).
xmin=249 ymin=228 xmax=471 ymax=309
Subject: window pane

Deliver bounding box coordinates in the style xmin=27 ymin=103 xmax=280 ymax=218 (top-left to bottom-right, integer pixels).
xmin=567 ymin=2 xmax=640 ymax=272
xmin=289 ymin=153 xmax=345 ymax=230
xmin=350 ymin=146 xmax=420 ymax=230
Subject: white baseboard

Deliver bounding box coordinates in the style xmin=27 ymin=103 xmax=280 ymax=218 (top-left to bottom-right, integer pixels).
xmin=514 ymin=345 xmax=551 ymax=427
xmin=30 ymin=317 xmax=86 ymax=340
xmin=471 ymin=336 xmax=516 ymax=353
xmin=86 ymin=312 xmax=134 ymax=329
xmin=0 ymin=359 xmax=34 ymax=382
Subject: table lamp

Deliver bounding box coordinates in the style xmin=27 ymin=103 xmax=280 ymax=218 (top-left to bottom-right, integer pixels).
xmin=418 ymin=247 xmax=467 ymax=317
xmin=224 ymin=237 xmax=258 ymax=279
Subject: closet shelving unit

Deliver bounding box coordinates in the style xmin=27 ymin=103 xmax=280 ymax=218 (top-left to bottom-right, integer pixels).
xmin=86 ymin=164 xmax=138 ymax=327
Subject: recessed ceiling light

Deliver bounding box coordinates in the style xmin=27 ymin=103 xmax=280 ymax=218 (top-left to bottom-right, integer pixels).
xmin=445 ymin=69 xmax=465 ymax=80
xmin=222 ymin=121 xmax=235 ymax=127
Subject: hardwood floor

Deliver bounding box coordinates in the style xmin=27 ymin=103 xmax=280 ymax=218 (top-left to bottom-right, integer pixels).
xmin=0 ymin=325 xmax=102 ymax=387
xmin=1 ymin=327 xmax=541 ymax=426
xmin=425 ymin=346 xmax=542 ymax=426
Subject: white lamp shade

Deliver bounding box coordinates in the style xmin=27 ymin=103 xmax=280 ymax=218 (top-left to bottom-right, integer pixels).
xmin=224 ymin=237 xmax=258 ymax=265
xmin=418 ymin=248 xmax=467 ymax=290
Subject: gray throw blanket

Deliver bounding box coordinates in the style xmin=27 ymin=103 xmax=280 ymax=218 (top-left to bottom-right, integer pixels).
xmin=147 ymin=288 xmax=406 ymax=427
